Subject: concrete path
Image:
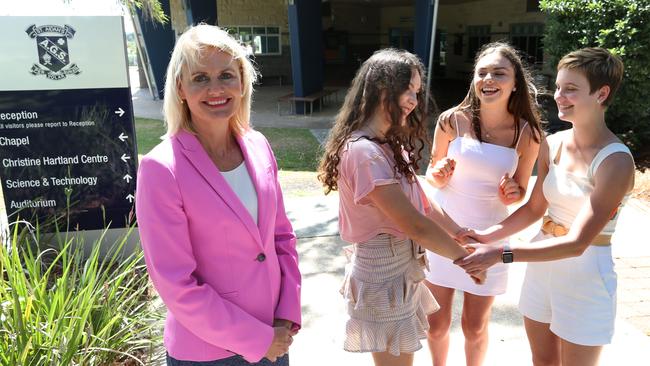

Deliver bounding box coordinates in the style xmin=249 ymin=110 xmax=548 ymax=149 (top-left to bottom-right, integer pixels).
xmin=283 ymin=189 xmax=650 ymax=365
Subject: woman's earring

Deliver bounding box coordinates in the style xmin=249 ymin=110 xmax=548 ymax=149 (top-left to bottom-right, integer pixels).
xmin=512 ymin=87 xmax=517 ymax=92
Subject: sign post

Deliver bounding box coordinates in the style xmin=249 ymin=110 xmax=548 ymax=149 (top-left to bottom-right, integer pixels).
xmin=0 ymin=16 xmax=137 ymax=234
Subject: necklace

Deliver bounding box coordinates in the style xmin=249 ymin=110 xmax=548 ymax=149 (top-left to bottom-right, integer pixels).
xmin=481 ymin=120 xmax=512 ymax=140
xmin=482 ymin=124 xmax=498 ymax=139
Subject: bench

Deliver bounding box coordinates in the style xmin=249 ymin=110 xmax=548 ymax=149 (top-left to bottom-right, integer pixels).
xmin=277 ymin=88 xmax=342 ymax=116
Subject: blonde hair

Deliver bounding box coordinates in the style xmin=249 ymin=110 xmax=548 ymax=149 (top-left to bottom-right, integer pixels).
xmin=163 ymin=24 xmax=258 ymax=137
xmin=557 ymin=47 xmax=624 ymax=107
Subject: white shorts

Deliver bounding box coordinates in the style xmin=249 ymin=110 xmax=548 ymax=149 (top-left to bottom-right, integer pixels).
xmin=518 ymin=233 xmax=617 ymax=346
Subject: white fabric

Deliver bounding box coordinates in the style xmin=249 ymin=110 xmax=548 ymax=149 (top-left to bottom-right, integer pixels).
xmin=543 ymin=130 xmax=632 ymax=235
xmin=425 ymin=118 xmax=524 ymax=296
xmin=519 ymin=232 xmax=617 ymax=346
xmin=220 ymin=162 xmax=258 ymax=225
xmin=519 ymin=130 xmax=634 ymax=346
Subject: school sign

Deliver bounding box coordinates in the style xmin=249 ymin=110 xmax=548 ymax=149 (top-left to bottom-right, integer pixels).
xmin=0 ymin=16 xmax=137 ymax=230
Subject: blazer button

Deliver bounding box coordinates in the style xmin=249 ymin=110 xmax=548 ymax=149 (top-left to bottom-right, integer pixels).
xmin=256 ymin=253 xmax=266 ymax=262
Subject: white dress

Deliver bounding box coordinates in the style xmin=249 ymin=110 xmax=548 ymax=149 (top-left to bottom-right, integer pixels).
xmin=425 ymin=117 xmax=527 ymax=296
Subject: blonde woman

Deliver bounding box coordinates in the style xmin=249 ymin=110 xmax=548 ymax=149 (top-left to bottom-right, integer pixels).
xmin=136 ymin=24 xmax=301 ymax=365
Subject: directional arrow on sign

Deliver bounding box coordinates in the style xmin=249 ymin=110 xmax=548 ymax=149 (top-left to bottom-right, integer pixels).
xmin=123 ymin=174 xmax=132 ymax=183
xmin=114 ymin=107 xmax=125 ymax=117
xmin=126 ymin=194 xmax=135 ymax=203
xmin=118 ymin=132 xmax=128 ymax=142
xmin=121 ymin=154 xmax=131 ymax=163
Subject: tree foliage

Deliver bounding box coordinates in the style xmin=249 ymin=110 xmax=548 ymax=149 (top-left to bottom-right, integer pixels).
xmin=122 ymin=0 xmax=168 ymax=24
xmin=59 ymin=0 xmax=167 ymax=24
xmin=540 ymin=0 xmax=650 ymax=152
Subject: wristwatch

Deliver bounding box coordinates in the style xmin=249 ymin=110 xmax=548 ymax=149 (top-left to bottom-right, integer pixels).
xmin=502 ymin=243 xmax=514 ymax=263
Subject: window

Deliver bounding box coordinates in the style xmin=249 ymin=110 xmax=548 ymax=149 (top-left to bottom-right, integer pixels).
xmin=227 ymin=26 xmax=281 ymax=56
xmin=526 ymin=0 xmax=541 ymax=12
xmin=511 ymin=23 xmax=544 ymax=65
xmin=438 ymin=31 xmax=447 ymax=66
xmin=389 ymin=28 xmax=414 ymax=51
xmin=467 ymin=25 xmax=491 ymax=61
xmin=453 ymin=34 xmax=463 ymax=56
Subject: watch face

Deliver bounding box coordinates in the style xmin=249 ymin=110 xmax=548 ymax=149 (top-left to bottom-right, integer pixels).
xmin=502 ymin=252 xmax=514 ymax=263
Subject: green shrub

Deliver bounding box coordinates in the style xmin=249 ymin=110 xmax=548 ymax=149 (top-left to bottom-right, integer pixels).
xmin=540 ymin=0 xmax=650 ymax=152
xmin=0 ymin=222 xmax=163 ymax=365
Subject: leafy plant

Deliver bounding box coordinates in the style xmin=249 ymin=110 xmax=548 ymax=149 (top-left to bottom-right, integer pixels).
xmin=0 ymin=220 xmax=163 ymax=365
xmin=122 ymin=0 xmax=169 ymax=24
xmin=540 ymin=0 xmax=650 ymax=152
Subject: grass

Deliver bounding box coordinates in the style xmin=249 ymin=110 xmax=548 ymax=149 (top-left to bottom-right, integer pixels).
xmin=134 ymin=118 xmax=322 ymax=172
xmin=256 ymin=127 xmax=321 ymax=171
xmin=134 ymin=118 xmax=165 ymax=157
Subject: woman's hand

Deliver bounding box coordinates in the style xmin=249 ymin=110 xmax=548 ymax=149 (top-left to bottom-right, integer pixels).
xmin=469 ymin=269 xmax=487 ymax=285
xmin=273 ymin=319 xmax=294 ymax=330
xmin=454 ymin=243 xmax=503 ymax=275
xmin=264 ymin=326 xmax=297 ymax=362
xmin=498 ymin=173 xmax=523 ymax=205
xmin=454 ymin=227 xmax=479 ymax=244
xmin=429 ymin=157 xmax=456 ymax=187
xmin=460 ymin=243 xmax=487 ymax=284
xmin=456 ymin=228 xmax=494 ymax=245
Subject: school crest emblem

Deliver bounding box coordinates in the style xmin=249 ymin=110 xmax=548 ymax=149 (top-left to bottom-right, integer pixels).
xmin=26 ymin=24 xmax=81 ymax=80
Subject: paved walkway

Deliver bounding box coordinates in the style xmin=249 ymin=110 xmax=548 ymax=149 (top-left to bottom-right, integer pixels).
xmin=132 ymin=83 xmax=650 ymax=365
xmin=282 ymin=189 xmax=650 ymax=365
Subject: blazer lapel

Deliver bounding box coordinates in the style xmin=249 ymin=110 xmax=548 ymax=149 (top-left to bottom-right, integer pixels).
xmin=175 ymin=131 xmax=263 ymax=249
xmin=237 ymin=133 xmax=268 ymax=235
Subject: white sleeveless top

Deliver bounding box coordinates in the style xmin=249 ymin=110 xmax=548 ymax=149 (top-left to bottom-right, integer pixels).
xmin=445 ymin=118 xmax=525 ymax=202
xmin=221 ymin=162 xmax=258 ymax=225
xmin=543 ymin=130 xmax=633 ymax=235
xmin=425 ymin=115 xmax=528 ymax=296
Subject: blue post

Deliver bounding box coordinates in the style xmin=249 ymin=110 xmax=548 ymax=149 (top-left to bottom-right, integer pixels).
xmin=414 ymin=0 xmax=433 ymax=67
xmin=186 ymin=0 xmax=218 ymax=25
xmin=287 ymin=0 xmax=323 ymax=114
xmin=135 ymin=0 xmax=175 ymax=100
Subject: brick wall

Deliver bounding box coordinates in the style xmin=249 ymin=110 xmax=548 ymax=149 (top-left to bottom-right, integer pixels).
xmin=170 ymin=0 xmax=189 ymax=38
xmin=217 ymin=0 xmax=291 ymax=84
xmin=218 ymin=0 xmax=288 ymax=45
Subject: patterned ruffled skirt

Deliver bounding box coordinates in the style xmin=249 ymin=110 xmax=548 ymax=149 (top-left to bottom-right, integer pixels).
xmin=340 ymin=233 xmax=439 ymax=356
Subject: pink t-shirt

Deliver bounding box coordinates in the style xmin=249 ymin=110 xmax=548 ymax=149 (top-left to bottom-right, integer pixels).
xmin=338 ymin=131 xmax=429 ymax=243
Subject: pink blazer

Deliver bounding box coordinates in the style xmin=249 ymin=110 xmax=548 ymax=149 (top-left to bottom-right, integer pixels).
xmin=136 ymin=129 xmax=301 ymax=362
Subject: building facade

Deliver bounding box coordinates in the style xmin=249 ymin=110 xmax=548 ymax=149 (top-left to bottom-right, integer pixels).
xmin=136 ymin=0 xmax=549 ymax=99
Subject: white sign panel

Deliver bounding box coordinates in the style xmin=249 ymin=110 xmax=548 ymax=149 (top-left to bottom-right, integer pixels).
xmin=0 ymin=16 xmax=137 ymax=231
xmin=0 ymin=16 xmax=129 ymax=91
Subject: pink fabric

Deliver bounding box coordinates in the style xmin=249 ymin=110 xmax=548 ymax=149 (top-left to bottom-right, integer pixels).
xmin=136 ymin=129 xmax=301 ymax=363
xmin=338 ymin=131 xmax=428 ymax=243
